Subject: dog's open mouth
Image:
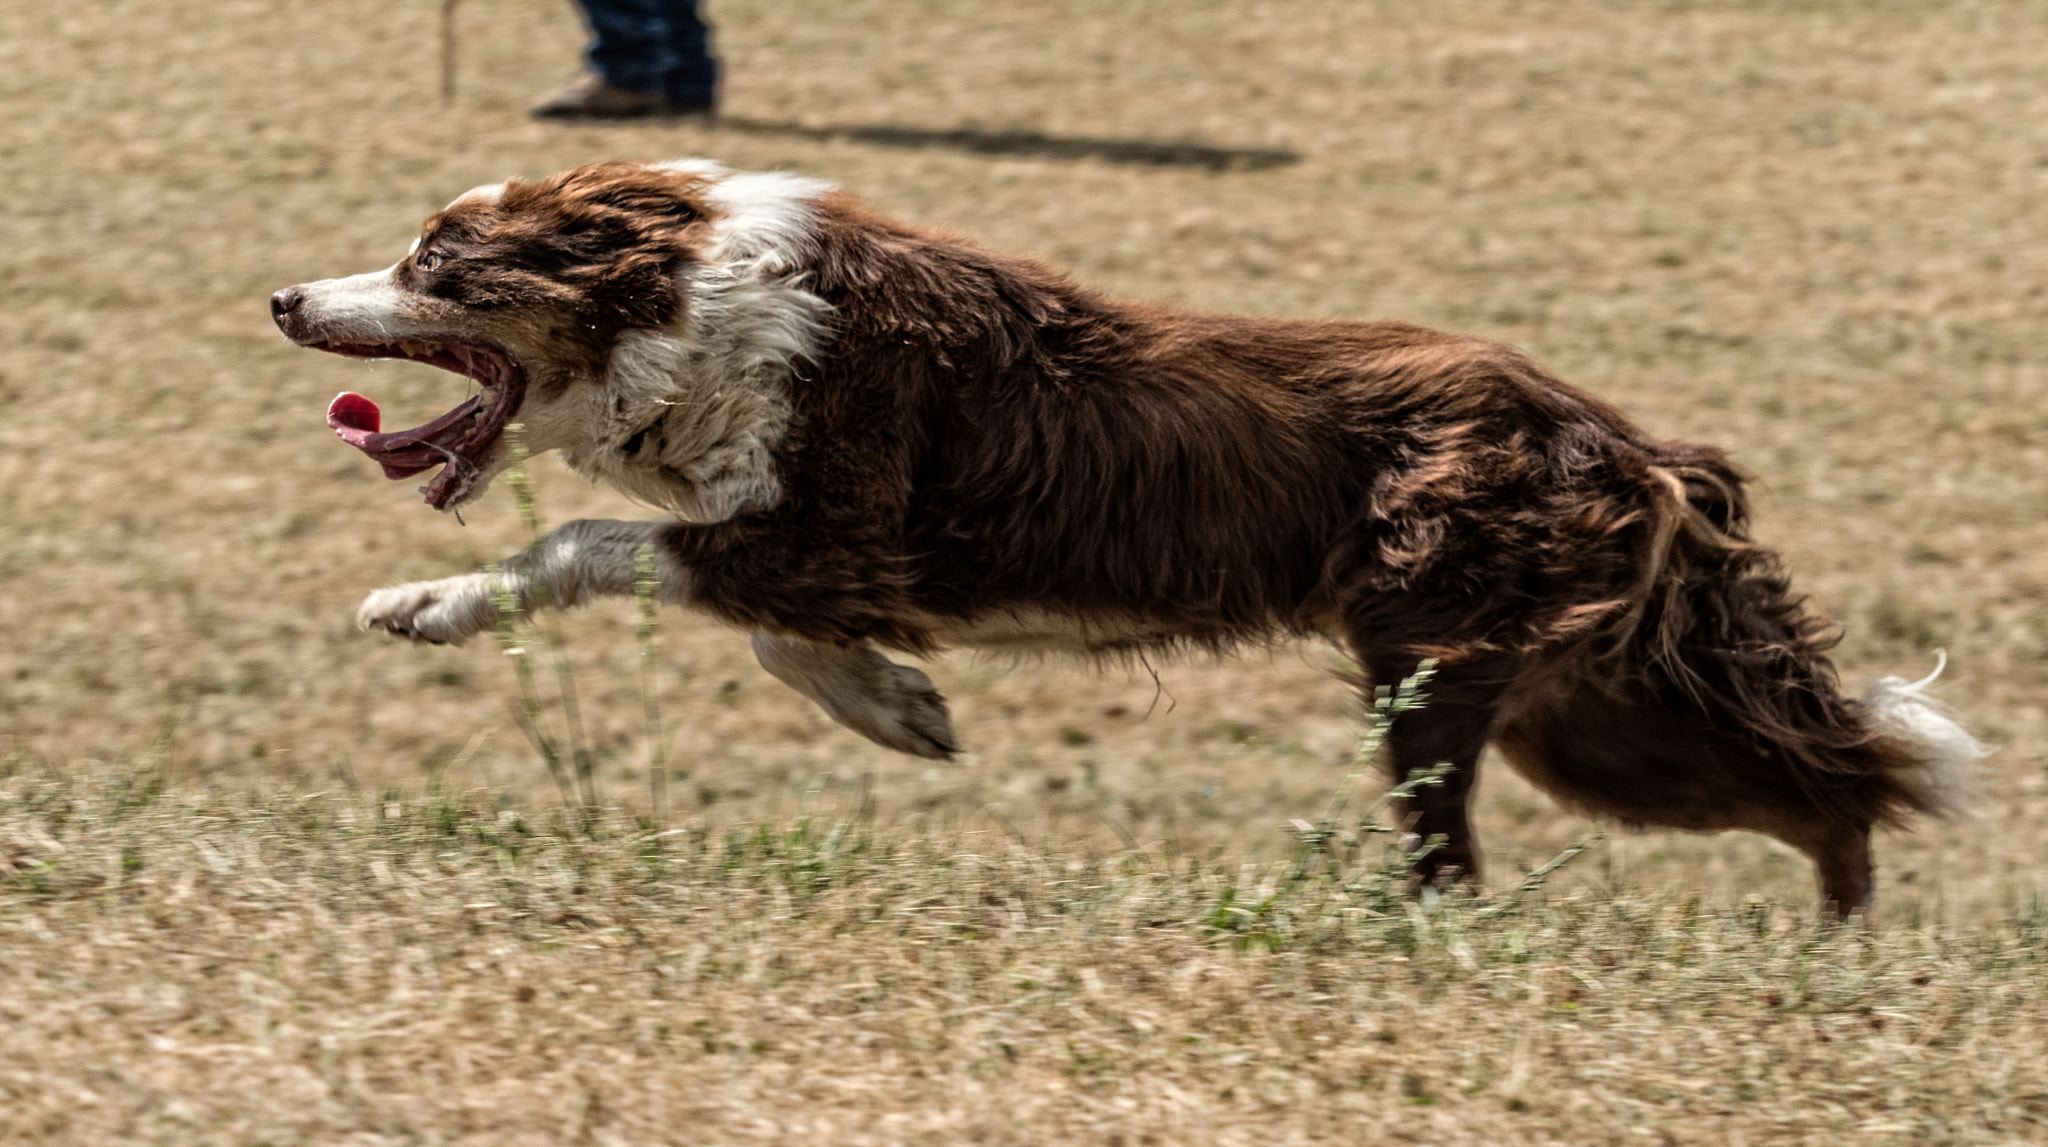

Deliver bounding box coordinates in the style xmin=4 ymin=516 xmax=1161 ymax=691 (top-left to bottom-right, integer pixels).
xmin=313 ymin=339 xmax=527 ymax=510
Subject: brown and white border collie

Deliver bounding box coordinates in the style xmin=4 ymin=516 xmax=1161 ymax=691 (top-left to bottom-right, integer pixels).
xmin=272 ymin=159 xmax=1983 ymax=914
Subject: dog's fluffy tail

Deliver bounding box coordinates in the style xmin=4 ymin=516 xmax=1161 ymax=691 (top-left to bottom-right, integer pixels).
xmin=1861 ymin=652 xmax=1987 ymax=820
xmin=1601 ymin=446 xmax=1986 ymax=826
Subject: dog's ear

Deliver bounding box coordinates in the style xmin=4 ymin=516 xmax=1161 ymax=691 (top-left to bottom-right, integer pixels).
xmin=587 ymin=185 xmax=699 ymax=224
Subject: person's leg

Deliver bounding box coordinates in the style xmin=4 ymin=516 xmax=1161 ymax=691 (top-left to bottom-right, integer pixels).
xmin=578 ymin=0 xmax=670 ymax=95
xmin=659 ymin=0 xmax=719 ymax=109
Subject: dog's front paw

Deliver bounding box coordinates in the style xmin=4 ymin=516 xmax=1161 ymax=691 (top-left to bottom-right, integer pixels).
xmin=357 ymin=574 xmax=502 ymax=645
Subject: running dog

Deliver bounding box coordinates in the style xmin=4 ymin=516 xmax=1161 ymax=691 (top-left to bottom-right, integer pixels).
xmin=271 ymin=159 xmax=1983 ymax=913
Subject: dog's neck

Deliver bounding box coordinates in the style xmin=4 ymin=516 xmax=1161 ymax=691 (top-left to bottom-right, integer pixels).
xmin=563 ymin=166 xmax=836 ymax=523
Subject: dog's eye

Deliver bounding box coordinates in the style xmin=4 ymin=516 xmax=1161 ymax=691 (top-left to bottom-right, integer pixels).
xmin=420 ymin=249 xmax=447 ymax=272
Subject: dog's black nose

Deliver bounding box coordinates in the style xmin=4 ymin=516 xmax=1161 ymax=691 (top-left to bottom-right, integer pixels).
xmin=270 ymin=286 xmax=304 ymax=325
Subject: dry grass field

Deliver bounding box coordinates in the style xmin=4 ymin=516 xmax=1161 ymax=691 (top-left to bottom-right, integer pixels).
xmin=5 ymin=0 xmax=2048 ymax=1141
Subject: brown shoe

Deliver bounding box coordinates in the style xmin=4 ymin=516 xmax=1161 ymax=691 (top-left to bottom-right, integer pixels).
xmin=530 ymin=72 xmax=670 ymax=120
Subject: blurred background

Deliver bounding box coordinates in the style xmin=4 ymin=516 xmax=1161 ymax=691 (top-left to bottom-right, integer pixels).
xmin=4 ymin=0 xmax=2046 ymax=914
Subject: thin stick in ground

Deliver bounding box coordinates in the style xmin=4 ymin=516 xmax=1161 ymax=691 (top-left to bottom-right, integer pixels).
xmin=439 ymin=0 xmax=459 ymax=105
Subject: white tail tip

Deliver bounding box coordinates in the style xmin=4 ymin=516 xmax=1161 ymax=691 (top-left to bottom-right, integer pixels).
xmin=1863 ymin=650 xmax=1988 ymax=820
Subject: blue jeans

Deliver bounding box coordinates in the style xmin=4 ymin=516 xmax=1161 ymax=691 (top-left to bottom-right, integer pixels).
xmin=576 ymin=0 xmax=718 ymax=106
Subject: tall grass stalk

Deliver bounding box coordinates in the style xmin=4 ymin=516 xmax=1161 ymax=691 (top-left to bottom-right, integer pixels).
xmin=490 ymin=575 xmax=578 ymax=813
xmin=1317 ymin=658 xmax=1436 ymax=833
xmin=494 ymin=428 xmax=596 ymax=818
xmin=634 ymin=543 xmax=668 ymax=825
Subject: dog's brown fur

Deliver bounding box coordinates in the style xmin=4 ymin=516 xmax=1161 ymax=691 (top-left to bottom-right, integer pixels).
xmin=277 ymin=161 xmax=1980 ymax=915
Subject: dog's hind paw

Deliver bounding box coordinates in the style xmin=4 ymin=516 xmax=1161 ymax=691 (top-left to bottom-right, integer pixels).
xmin=357 ymin=574 xmax=501 ymax=645
xmin=750 ymin=634 xmax=962 ymax=759
xmin=870 ymin=660 xmax=962 ymax=760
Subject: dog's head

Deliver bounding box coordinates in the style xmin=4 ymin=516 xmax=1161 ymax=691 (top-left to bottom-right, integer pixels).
xmin=273 ymin=159 xmax=828 ymax=515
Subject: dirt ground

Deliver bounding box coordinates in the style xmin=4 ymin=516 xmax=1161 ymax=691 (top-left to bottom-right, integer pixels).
xmin=5 ymin=0 xmax=2048 ymax=917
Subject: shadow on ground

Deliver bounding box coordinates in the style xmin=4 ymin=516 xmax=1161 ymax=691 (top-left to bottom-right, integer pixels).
xmin=716 ymin=116 xmax=1301 ymax=171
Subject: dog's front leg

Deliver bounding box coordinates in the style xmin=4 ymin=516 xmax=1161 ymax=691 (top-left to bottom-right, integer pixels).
xmin=357 ymin=519 xmax=686 ymax=645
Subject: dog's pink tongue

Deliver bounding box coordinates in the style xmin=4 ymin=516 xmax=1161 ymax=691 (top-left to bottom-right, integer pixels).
xmin=327 ymin=390 xmax=440 ymax=480
xmin=328 ymin=391 xmax=381 ymax=436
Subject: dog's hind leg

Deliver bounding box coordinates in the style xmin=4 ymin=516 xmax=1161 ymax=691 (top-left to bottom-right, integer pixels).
xmin=1780 ymin=818 xmax=1874 ymax=918
xmin=751 ymin=634 xmax=960 ymax=760
xmin=1493 ymin=672 xmax=1880 ymax=917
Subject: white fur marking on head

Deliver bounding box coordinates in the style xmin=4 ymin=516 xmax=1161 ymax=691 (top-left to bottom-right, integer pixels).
xmin=449 ymin=181 xmax=507 ymax=208
xmin=1863 ymin=651 xmax=1989 ymax=820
